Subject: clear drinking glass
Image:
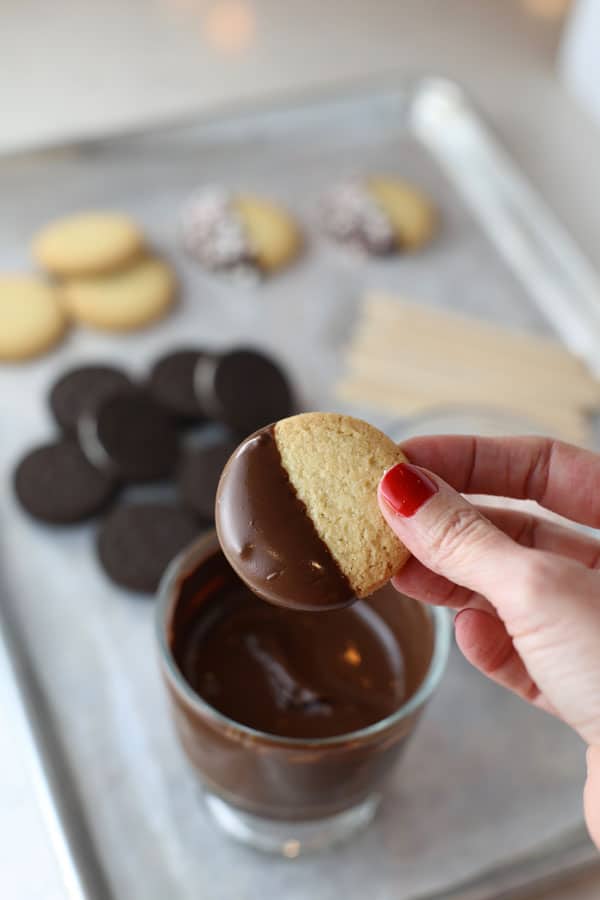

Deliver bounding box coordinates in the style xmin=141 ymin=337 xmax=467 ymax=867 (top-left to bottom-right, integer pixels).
xmin=156 ymin=532 xmax=452 ymax=855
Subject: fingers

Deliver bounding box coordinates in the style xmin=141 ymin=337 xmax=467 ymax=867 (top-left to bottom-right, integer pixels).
xmin=481 ymin=506 xmax=600 ymax=567
xmin=454 ymin=608 xmax=544 ymax=707
xmin=392 ymin=556 xmax=480 ymax=608
xmin=401 ymin=435 xmax=600 ymax=528
xmin=379 ymin=462 xmax=525 ymax=599
xmin=392 ymin=504 xmax=600 ymax=607
xmin=380 ymin=461 xmax=600 ymax=746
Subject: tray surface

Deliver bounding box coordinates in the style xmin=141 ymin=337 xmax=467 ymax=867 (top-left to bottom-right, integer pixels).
xmin=0 ymin=81 xmax=597 ymax=900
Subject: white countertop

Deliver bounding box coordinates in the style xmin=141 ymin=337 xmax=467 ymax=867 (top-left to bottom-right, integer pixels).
xmin=2 ymin=1 xmax=599 ymax=897
xmin=2 ymin=1 xmax=600 ymax=260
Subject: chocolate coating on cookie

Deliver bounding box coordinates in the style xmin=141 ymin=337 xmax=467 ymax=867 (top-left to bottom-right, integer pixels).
xmin=215 ymin=425 xmax=354 ymax=611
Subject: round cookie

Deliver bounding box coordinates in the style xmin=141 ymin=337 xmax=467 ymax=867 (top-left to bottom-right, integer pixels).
xmin=368 ymin=176 xmax=437 ymax=250
xmin=14 ymin=440 xmax=117 ymax=524
xmin=0 ymin=276 xmax=67 ymax=361
xmin=234 ymin=193 xmax=301 ymax=273
xmin=79 ymin=389 xmax=179 ymax=482
xmin=60 ymin=256 xmax=176 ymax=332
xmin=195 ymin=348 xmax=294 ymax=436
xmin=49 ymin=364 xmax=132 ymax=434
xmin=321 ymin=176 xmax=436 ymax=254
xmin=216 ymin=413 xmax=410 ymax=611
xmin=181 ymin=187 xmax=301 ymax=276
xmin=148 ymin=348 xmax=208 ymax=422
xmin=32 ymin=212 xmax=144 ymax=276
xmin=177 ymin=439 xmax=237 ymax=520
xmin=97 ymin=503 xmax=199 ymax=593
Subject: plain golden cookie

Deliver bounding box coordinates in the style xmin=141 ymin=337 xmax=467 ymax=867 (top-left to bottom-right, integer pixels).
xmin=368 ymin=176 xmax=437 ymax=250
xmin=32 ymin=212 xmax=144 ymax=276
xmin=274 ymin=413 xmax=410 ymax=597
xmin=60 ymin=256 xmax=176 ymax=332
xmin=233 ymin=194 xmax=302 ymax=272
xmin=0 ymin=276 xmax=67 ymax=361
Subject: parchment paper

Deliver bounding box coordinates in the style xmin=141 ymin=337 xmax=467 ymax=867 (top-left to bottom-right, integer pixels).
xmin=0 ymin=88 xmax=590 ymax=899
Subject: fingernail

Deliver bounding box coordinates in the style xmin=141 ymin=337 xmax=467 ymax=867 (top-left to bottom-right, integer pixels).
xmin=380 ymin=462 xmax=438 ymax=517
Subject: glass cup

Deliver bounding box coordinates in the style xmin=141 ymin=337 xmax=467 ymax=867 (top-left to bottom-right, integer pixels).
xmin=156 ymin=531 xmax=451 ymax=855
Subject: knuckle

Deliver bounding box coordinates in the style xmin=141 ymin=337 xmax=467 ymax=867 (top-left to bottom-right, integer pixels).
xmin=428 ymin=505 xmax=489 ymax=567
xmin=518 ymin=552 xmax=567 ymax=603
xmin=507 ymin=551 xmax=580 ymax=639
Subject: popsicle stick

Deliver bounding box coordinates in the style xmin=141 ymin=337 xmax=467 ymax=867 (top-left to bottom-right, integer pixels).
xmin=336 ymin=377 xmax=590 ymax=445
xmin=340 ymin=292 xmax=596 ymax=446
xmin=338 ymin=369 xmax=588 ymax=431
xmin=353 ymin=325 xmax=600 ymax=401
xmin=345 ymin=353 xmax=594 ymax=420
xmin=365 ymin=294 xmax=592 ymax=373
xmin=346 ymin=347 xmax=600 ymax=408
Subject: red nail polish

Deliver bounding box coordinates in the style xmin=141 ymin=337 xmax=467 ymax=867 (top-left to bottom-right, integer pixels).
xmin=380 ymin=462 xmax=438 ymax=517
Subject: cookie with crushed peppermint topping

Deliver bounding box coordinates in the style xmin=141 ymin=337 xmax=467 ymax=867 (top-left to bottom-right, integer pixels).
xmin=180 ymin=187 xmax=302 ymax=278
xmin=321 ymin=176 xmax=437 ymax=255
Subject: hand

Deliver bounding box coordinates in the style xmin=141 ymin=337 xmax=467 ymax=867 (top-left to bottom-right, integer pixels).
xmin=377 ymin=435 xmax=600 ymax=848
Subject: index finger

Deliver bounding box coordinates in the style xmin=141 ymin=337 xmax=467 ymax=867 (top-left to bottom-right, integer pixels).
xmin=400 ymin=435 xmax=600 ymax=528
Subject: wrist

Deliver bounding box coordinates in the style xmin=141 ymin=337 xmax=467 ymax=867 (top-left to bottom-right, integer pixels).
xmin=585 ymin=746 xmax=600 ymax=850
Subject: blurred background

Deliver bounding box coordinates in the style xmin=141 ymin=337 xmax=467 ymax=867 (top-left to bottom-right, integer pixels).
xmin=2 ymin=0 xmax=600 ymax=296
xmin=3 ymin=2 xmax=600 ymax=899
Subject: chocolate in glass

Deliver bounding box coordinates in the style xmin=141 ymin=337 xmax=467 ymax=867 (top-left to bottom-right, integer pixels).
xmin=159 ymin=534 xmax=441 ymax=822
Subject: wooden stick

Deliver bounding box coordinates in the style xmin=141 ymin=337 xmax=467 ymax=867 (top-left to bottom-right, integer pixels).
xmin=346 ymin=347 xmax=600 ymax=408
xmin=353 ymin=325 xmax=600 ymax=401
xmin=336 ymin=377 xmax=590 ymax=446
xmin=365 ymin=294 xmax=591 ymax=373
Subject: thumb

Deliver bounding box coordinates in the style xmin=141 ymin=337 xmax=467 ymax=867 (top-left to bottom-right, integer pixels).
xmin=379 ymin=463 xmax=600 ymax=747
xmin=378 ymin=461 xmax=520 ymax=599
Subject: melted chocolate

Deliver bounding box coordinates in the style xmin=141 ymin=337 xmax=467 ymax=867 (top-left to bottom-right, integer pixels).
xmin=164 ymin=537 xmax=435 ymax=820
xmin=215 ymin=425 xmax=354 ymax=610
xmin=171 ymin=550 xmax=405 ymax=739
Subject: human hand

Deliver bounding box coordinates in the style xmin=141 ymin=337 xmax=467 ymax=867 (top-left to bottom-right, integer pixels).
xmin=377 ymin=436 xmax=600 ymax=848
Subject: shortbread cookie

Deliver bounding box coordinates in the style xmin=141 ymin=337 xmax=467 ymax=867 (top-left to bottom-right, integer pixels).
xmin=0 ymin=276 xmax=67 ymax=361
xmin=234 ymin=193 xmax=301 ymax=272
xmin=181 ymin=187 xmax=301 ymax=276
xmin=321 ymin=176 xmax=436 ymax=254
xmin=60 ymin=256 xmax=176 ymax=332
xmin=216 ymin=412 xmax=409 ymax=610
xmin=32 ymin=212 xmax=144 ymax=276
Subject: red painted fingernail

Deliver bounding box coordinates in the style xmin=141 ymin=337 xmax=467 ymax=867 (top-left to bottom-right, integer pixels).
xmin=380 ymin=462 xmax=438 ymax=517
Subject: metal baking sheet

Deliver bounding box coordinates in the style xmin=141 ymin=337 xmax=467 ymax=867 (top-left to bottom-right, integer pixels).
xmin=1 ymin=79 xmax=599 ymax=900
